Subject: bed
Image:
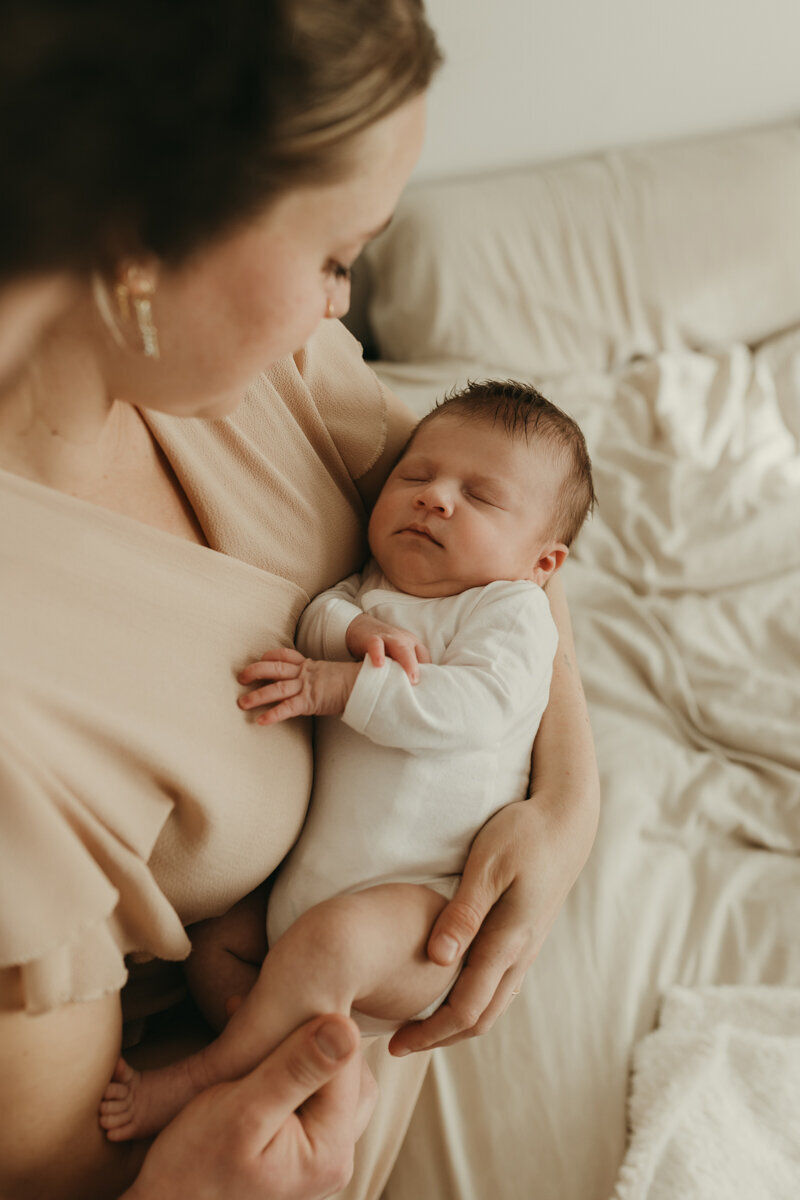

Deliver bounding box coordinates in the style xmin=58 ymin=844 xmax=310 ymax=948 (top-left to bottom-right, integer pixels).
xmin=346 ymin=120 xmax=800 ymax=1199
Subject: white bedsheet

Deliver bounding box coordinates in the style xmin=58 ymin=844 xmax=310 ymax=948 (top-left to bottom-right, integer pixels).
xmin=377 ymin=332 xmax=800 ymax=1199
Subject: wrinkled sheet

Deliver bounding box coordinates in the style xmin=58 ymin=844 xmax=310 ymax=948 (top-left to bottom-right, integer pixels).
xmin=376 ymin=332 xmax=800 ymax=1200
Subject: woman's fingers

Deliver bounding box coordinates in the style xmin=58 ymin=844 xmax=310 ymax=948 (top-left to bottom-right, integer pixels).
xmin=408 ymin=966 xmax=526 ymax=1054
xmin=388 ymin=933 xmax=517 ymax=1055
xmin=426 ymin=873 xmax=497 ymax=967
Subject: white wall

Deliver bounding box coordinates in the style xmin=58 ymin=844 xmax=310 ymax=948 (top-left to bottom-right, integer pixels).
xmin=417 ymin=0 xmax=800 ymax=179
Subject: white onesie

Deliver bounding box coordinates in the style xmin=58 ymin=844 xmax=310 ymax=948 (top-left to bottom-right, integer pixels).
xmin=266 ymin=562 xmax=558 ymax=1029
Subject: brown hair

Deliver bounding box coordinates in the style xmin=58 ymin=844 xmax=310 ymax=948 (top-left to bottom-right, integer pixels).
xmin=416 ymin=379 xmax=596 ymax=546
xmin=0 ymin=0 xmax=442 ymax=278
xmin=270 ymin=0 xmax=441 ymax=184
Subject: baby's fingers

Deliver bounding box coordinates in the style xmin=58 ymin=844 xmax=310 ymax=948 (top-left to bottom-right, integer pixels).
xmin=388 ymin=642 xmax=420 ymax=683
xmin=256 ymin=694 xmax=309 ymax=726
xmin=237 ymin=654 xmax=304 ymax=686
xmin=365 ymin=635 xmax=386 ymax=668
xmin=238 ymin=677 xmax=303 ymax=712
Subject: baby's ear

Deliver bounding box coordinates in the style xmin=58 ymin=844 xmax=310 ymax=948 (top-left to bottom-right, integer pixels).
xmin=532 ymin=543 xmax=568 ymax=587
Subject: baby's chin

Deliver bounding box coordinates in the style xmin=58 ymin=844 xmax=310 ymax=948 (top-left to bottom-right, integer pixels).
xmin=374 ymin=563 xmax=478 ymax=599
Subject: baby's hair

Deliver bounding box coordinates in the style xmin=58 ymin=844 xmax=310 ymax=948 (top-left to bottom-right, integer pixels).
xmin=415 ymin=379 xmax=596 ymax=546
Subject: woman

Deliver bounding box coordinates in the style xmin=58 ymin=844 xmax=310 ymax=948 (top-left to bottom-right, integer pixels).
xmin=0 ymin=2 xmax=600 ymax=1198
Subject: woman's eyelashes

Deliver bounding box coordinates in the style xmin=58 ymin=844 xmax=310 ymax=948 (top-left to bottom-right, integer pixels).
xmin=325 ymin=259 xmax=353 ymax=283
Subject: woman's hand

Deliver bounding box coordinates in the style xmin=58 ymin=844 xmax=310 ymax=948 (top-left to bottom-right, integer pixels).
xmin=345 ymin=614 xmax=431 ymax=682
xmin=238 ymin=650 xmax=360 ymax=725
xmin=125 ymin=1013 xmax=374 ymax=1200
xmin=388 ymin=796 xmax=593 ymax=1055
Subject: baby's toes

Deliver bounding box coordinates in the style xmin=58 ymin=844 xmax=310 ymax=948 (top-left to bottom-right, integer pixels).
xmin=102 ymin=1081 xmax=129 ymax=1102
xmin=99 ymin=1096 xmax=130 ymax=1116
xmin=104 ymin=1120 xmax=138 ymax=1143
xmin=99 ymin=1107 xmax=133 ymax=1131
xmin=110 ymin=1056 xmax=135 ymax=1084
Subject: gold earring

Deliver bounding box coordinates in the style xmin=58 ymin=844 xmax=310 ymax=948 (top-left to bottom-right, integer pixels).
xmin=115 ymin=265 xmax=160 ymax=359
xmin=326 ymin=298 xmax=335 ymax=320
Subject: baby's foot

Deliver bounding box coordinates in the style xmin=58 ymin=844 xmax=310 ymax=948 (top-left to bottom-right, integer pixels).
xmin=99 ymin=1055 xmax=202 ymax=1142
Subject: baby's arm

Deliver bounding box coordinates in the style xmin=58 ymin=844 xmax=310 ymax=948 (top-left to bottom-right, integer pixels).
xmin=344 ymin=583 xmax=557 ymax=753
xmin=297 ymin=576 xmax=430 ymax=680
xmin=239 ymin=582 xmax=556 ymax=747
xmin=296 ymin=574 xmax=364 ymax=661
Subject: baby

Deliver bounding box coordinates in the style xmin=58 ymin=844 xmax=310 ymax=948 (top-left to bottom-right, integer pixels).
xmin=100 ymin=379 xmax=595 ymax=1141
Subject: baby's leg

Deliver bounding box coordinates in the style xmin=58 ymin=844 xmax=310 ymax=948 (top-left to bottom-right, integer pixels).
xmin=100 ymin=883 xmax=456 ymax=1141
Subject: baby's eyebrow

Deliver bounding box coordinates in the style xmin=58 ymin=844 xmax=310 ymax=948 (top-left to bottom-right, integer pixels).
xmin=398 ymin=454 xmax=431 ymax=472
xmin=468 ymin=473 xmax=509 ymax=496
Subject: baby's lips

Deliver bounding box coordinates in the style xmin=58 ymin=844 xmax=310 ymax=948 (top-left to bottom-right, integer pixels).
xmin=402 ymin=523 xmax=442 ymax=546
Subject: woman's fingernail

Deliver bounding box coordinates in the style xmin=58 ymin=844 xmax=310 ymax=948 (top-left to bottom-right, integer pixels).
xmin=432 ymin=934 xmax=459 ymax=964
xmin=315 ymin=1020 xmax=354 ymax=1061
xmin=392 ymin=1046 xmax=410 ymax=1057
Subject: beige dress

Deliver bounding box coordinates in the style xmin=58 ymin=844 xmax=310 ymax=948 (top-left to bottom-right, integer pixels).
xmin=0 ymin=319 xmax=425 ymax=1199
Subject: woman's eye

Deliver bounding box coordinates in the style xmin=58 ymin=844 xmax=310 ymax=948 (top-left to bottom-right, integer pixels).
xmin=325 ymin=260 xmax=352 ymax=283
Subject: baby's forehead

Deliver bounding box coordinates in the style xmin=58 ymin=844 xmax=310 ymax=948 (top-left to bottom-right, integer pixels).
xmin=404 ymin=411 xmax=549 ymax=463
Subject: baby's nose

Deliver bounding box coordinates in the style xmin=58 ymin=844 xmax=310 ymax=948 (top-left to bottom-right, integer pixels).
xmin=414 ymin=485 xmax=453 ymax=516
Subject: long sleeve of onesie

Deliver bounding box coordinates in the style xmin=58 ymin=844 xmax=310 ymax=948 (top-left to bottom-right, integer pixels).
xmin=342 ymin=580 xmax=557 ymax=755
xmin=296 ymin=574 xmax=362 ymax=661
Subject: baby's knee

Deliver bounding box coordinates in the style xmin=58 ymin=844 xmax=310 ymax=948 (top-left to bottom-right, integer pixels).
xmin=283 ymin=895 xmax=366 ymax=977
xmin=291 ymin=895 xmax=361 ymax=953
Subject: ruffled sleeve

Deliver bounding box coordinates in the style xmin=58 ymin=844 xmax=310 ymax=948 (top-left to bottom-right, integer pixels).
xmin=0 ymin=731 xmax=190 ymax=1015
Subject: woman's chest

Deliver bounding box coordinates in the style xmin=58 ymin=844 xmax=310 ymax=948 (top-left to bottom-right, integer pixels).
xmin=146 ymin=388 xmax=372 ymax=598
xmin=2 ymin=494 xmax=318 ymax=924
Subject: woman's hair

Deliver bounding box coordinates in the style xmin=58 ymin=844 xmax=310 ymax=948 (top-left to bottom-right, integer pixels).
xmin=415 ymin=379 xmax=597 ymax=547
xmin=0 ymin=0 xmax=441 ymax=279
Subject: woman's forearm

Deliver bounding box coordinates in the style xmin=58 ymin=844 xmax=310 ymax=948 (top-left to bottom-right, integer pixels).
xmin=532 ymin=572 xmax=600 ymax=863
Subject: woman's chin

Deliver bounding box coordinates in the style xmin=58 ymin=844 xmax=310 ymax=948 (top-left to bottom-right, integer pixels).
xmin=142 ymin=388 xmax=248 ymax=421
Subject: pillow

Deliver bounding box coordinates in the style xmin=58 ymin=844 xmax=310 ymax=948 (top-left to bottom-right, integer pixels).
xmin=363 ymin=122 xmax=800 ymax=375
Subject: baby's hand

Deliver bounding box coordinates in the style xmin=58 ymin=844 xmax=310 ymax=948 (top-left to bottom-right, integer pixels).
xmin=237 ymin=649 xmax=360 ymax=725
xmin=345 ymin=614 xmax=431 ymax=683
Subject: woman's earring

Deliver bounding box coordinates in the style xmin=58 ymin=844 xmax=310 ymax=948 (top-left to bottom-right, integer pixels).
xmin=326 ymin=298 xmax=335 ymax=320
xmin=115 ymin=265 xmax=161 ymax=359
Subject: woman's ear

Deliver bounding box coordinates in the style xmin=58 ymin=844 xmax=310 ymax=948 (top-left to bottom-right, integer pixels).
xmin=531 ymin=543 xmax=568 ymax=587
